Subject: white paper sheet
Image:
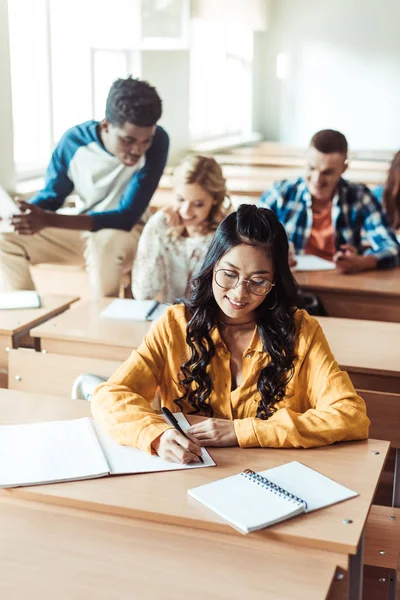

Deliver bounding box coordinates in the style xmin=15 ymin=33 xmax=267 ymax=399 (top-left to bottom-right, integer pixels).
xmin=100 ymin=299 xmax=168 ymax=321
xmin=93 ymin=413 xmax=215 ymax=474
xmin=293 ymin=254 xmax=336 ymax=272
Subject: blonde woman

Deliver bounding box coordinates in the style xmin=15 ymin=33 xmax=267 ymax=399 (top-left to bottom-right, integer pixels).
xmin=132 ymin=155 xmax=230 ymax=303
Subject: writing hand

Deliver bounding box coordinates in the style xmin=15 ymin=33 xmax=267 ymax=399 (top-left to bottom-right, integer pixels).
xmin=151 ymin=428 xmax=203 ymax=464
xmin=10 ymin=198 xmax=50 ymax=235
xmin=188 ymin=418 xmax=238 ymax=447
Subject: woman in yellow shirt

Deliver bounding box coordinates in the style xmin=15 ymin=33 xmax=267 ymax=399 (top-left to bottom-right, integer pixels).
xmin=91 ymin=205 xmax=370 ymax=464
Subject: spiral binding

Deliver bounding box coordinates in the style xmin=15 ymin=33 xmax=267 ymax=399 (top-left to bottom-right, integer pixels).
xmin=241 ymin=469 xmax=308 ymax=509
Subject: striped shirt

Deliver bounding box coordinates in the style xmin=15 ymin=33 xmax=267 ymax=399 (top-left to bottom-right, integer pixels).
xmin=259 ymin=177 xmax=399 ymax=269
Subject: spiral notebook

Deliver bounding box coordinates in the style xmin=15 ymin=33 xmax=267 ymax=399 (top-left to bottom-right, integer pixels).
xmin=188 ymin=461 xmax=357 ymax=534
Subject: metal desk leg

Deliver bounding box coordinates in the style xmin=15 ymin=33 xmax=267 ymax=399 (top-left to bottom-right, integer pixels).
xmin=392 ymin=448 xmax=400 ymax=508
xmin=349 ymin=532 xmax=364 ymax=600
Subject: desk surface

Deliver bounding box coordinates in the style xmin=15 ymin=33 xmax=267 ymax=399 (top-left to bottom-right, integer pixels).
xmin=0 ymin=390 xmax=389 ymax=556
xmin=215 ymin=152 xmax=389 ymax=173
xmin=0 ymin=497 xmax=347 ymax=600
xmin=0 ymin=294 xmax=79 ymax=335
xmin=160 ymin=171 xmax=384 ymax=197
xmin=31 ymin=299 xmax=151 ymax=349
xmin=318 ymin=316 xmax=400 ymax=377
xmin=296 ymin=268 xmax=400 ymax=322
xmin=296 ymin=268 xmax=400 ymax=298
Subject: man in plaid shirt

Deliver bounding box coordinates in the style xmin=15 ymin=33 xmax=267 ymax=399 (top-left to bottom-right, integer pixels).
xmin=259 ymin=130 xmax=399 ymax=273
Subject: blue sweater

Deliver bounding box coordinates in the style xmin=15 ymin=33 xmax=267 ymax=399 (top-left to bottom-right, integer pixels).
xmin=31 ymin=121 xmax=169 ymax=231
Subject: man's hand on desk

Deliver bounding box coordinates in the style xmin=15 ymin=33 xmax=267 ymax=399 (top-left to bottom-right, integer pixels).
xmin=11 ymin=199 xmax=50 ymax=235
xmin=188 ymin=419 xmax=239 ymax=447
xmin=333 ymin=244 xmax=377 ymax=274
xmin=152 ymin=429 xmax=203 ymax=464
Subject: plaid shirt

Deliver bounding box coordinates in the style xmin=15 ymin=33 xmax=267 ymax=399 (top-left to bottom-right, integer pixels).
xmin=259 ymin=177 xmax=400 ymax=269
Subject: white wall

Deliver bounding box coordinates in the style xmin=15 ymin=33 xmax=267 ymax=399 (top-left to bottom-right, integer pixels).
xmin=258 ymin=0 xmax=400 ymax=149
xmin=141 ymin=50 xmax=190 ymax=163
xmin=0 ymin=0 xmax=15 ymax=190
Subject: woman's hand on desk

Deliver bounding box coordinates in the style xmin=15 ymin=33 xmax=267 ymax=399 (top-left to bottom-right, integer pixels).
xmin=151 ymin=429 xmax=203 ymax=464
xmin=188 ymin=419 xmax=239 ymax=447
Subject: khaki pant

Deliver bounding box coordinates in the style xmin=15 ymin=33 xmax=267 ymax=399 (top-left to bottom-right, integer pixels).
xmin=0 ymin=225 xmax=143 ymax=298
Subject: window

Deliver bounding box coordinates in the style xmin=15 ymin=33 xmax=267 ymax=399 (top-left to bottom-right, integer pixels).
xmin=189 ymin=19 xmax=253 ymax=143
xmin=8 ymin=0 xmax=142 ymax=178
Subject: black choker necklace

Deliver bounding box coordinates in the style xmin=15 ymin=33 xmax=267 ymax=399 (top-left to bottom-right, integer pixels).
xmin=219 ymin=319 xmax=255 ymax=327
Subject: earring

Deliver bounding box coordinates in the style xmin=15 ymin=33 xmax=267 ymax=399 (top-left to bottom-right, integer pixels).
xmin=266 ymin=288 xmax=277 ymax=311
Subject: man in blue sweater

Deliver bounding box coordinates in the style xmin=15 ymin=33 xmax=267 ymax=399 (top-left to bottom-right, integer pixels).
xmin=0 ymin=76 xmax=169 ymax=297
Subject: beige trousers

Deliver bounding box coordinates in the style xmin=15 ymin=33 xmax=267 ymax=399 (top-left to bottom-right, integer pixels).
xmin=0 ymin=225 xmax=143 ymax=298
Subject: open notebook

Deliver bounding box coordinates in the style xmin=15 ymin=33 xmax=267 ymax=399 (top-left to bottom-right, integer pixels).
xmin=0 ymin=413 xmax=214 ymax=488
xmin=188 ymin=461 xmax=357 ymax=534
xmin=101 ymin=299 xmax=168 ymax=321
xmin=0 ymin=291 xmax=41 ymax=310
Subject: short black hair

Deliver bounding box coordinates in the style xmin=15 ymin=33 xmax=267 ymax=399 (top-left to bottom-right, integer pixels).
xmin=105 ymin=76 xmax=162 ymax=127
xmin=310 ymin=129 xmax=348 ymax=155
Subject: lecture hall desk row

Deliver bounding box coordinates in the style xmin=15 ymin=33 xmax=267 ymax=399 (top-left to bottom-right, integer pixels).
xmin=295 ymin=268 xmax=400 ymax=323
xmin=159 ymin=167 xmax=386 ymax=198
xmin=0 ymin=294 xmax=78 ymax=388
xmin=214 ymin=152 xmax=390 ymax=173
xmin=0 ymin=389 xmax=391 ymax=600
xmin=6 ymin=296 xmax=400 ymax=397
xmin=230 ymin=142 xmax=395 ymax=163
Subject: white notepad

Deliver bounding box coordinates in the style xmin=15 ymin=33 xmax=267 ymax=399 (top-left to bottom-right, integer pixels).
xmin=0 ymin=413 xmax=215 ymax=488
xmin=100 ymin=299 xmax=168 ymax=321
xmin=0 ymin=291 xmax=41 ymax=310
xmin=0 ymin=186 xmax=20 ymax=233
xmin=293 ymin=254 xmax=336 ymax=272
xmin=188 ymin=461 xmax=357 ymax=534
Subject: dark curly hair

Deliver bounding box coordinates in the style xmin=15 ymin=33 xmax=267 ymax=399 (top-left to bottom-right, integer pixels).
xmin=105 ymin=76 xmax=162 ymax=127
xmin=175 ymin=204 xmax=299 ymax=420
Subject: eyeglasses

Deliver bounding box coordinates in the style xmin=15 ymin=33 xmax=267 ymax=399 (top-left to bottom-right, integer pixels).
xmin=214 ymin=269 xmax=275 ymax=296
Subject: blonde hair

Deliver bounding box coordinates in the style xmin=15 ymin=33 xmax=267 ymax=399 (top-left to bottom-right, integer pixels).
xmin=169 ymin=155 xmax=230 ymax=238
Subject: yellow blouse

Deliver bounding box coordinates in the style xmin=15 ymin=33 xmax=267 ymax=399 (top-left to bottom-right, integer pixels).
xmin=91 ymin=305 xmax=370 ymax=453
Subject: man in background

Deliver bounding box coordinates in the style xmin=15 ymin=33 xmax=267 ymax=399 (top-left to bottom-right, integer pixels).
xmin=259 ymin=129 xmax=399 ymax=273
xmin=0 ymin=76 xmax=169 ymax=297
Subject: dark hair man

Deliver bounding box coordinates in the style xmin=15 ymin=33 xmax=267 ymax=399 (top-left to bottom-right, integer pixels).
xmin=0 ymin=76 xmax=169 ymax=297
xmin=259 ymin=129 xmax=399 ymax=273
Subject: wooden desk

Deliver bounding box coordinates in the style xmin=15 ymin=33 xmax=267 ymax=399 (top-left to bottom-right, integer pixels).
xmin=296 ymin=268 xmax=400 ymax=322
xmin=0 ymin=497 xmax=347 ymax=600
xmin=215 ymin=153 xmax=390 ymax=173
xmin=318 ymin=317 xmax=400 ymax=393
xmin=9 ymin=299 xmax=150 ymax=395
xmin=219 ymin=163 xmax=387 ymax=186
xmin=30 ymin=299 xmax=151 ymax=361
xmin=0 ymin=390 xmax=389 ymax=599
xmin=231 ymin=143 xmax=395 ymax=162
xmin=0 ymin=294 xmax=78 ymax=387
xmin=160 ymin=171 xmax=385 ymax=198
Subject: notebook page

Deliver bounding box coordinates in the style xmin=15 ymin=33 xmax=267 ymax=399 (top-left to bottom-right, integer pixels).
xmin=0 ymin=291 xmax=41 ymax=310
xmin=293 ymin=255 xmax=336 ymax=272
xmin=188 ymin=473 xmax=304 ymax=534
xmin=100 ymin=299 xmax=168 ymax=321
xmin=0 ymin=418 xmax=109 ymax=488
xmin=0 ymin=187 xmax=19 ymax=232
xmin=258 ymin=461 xmax=358 ymax=513
xmin=92 ymin=413 xmax=215 ymax=474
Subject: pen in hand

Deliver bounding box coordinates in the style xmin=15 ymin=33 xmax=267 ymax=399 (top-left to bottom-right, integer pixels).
xmin=161 ymin=407 xmax=204 ymax=463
